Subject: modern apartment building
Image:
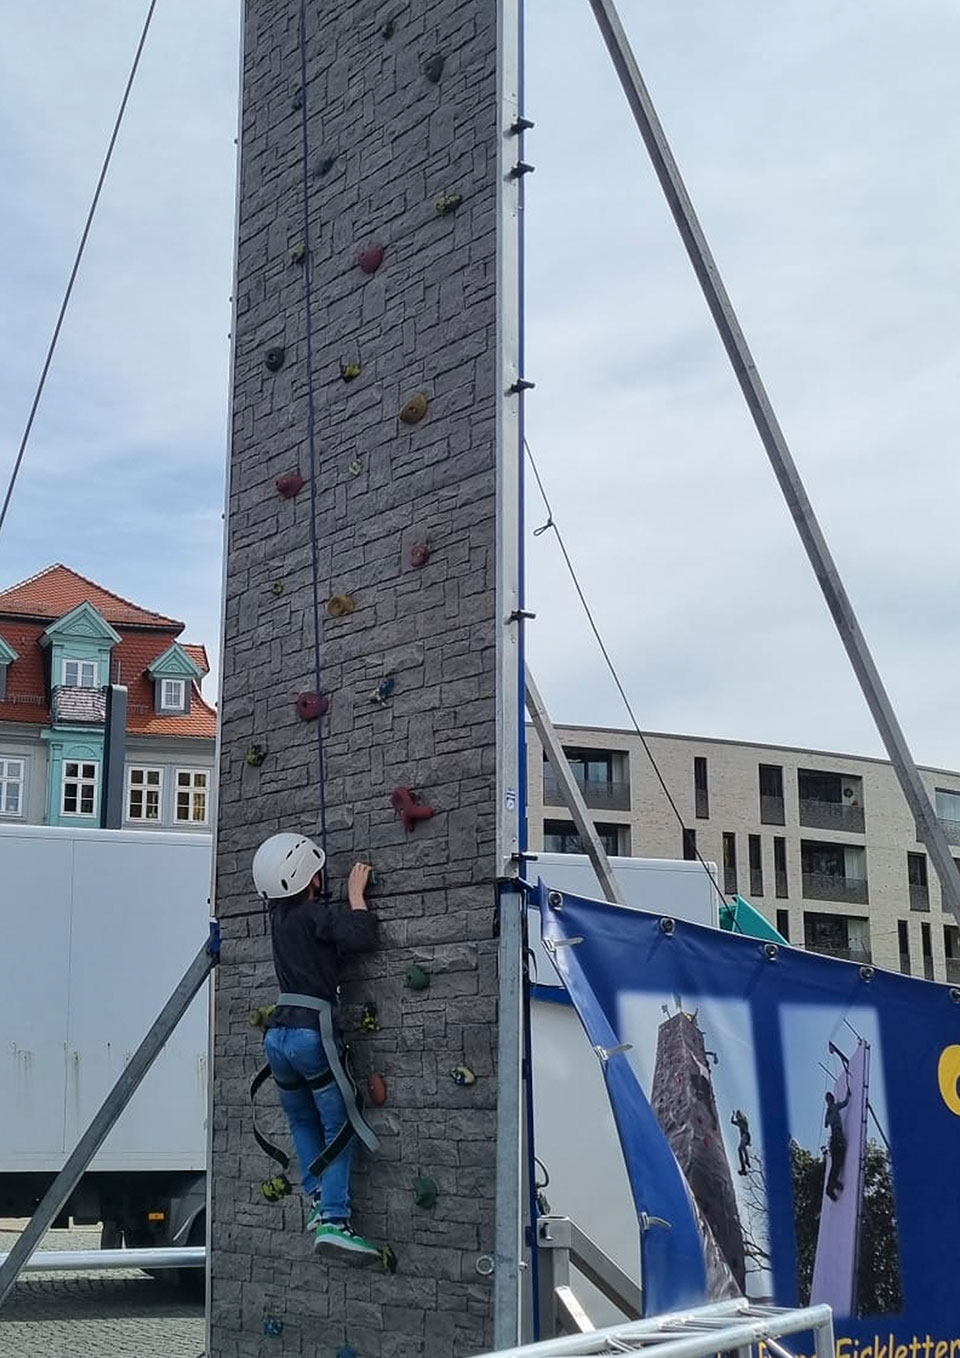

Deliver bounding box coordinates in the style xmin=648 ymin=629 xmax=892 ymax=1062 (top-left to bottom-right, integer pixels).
xmin=526 ymin=724 xmax=960 ymax=984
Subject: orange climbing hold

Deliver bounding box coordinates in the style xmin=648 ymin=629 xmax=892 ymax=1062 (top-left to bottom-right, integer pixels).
xmin=399 ymin=392 xmax=428 ymax=425
xmin=327 ymin=593 xmax=355 ymax=618
xmin=367 ymin=1074 xmax=387 ymax=1106
xmin=410 ymin=542 xmax=430 ymax=568
xmin=358 ymin=244 xmax=385 ymax=275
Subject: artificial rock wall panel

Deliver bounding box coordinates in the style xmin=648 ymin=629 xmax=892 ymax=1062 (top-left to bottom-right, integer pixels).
xmin=210 ymin=1 xmax=502 ymax=1353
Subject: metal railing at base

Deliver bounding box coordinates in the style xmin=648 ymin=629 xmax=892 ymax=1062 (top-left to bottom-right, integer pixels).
xmin=0 ymin=1247 xmax=204 ymax=1274
xmin=479 ymin=1295 xmax=834 ymax=1358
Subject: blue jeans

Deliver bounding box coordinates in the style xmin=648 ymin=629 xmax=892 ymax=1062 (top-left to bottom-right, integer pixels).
xmin=263 ymin=1026 xmax=356 ymax=1221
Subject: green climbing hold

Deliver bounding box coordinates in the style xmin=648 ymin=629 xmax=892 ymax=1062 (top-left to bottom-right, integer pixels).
xmin=290 ymin=243 xmax=306 ymax=265
xmin=405 ymin=965 xmax=431 ymax=992
xmin=413 ymin=1176 xmax=438 ymax=1209
xmin=423 ymin=53 xmax=444 ymax=83
xmin=451 ymin=1064 xmax=476 ymax=1087
xmin=340 ymin=360 xmax=362 ymax=382
xmin=245 ymin=744 xmax=266 ymax=768
xmin=380 ymin=18 xmax=395 ymax=38
xmin=348 ymin=458 xmax=363 ymax=477
xmin=435 ymin=191 xmax=462 ymax=217
xmin=360 ymin=1002 xmax=381 ymax=1033
xmin=248 ymin=1004 xmax=277 ymax=1030
xmin=271 ymin=580 xmax=284 ymax=596
xmin=260 ymin=1173 xmax=291 ymax=1202
xmin=379 ymin=1243 xmax=398 ymax=1273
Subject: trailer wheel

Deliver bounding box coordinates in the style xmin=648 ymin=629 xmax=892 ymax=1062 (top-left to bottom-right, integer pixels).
xmin=179 ymin=1210 xmax=206 ymax=1299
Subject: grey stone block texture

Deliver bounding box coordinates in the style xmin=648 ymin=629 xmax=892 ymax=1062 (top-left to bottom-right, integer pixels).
xmin=210 ymin=1 xmax=500 ymax=1355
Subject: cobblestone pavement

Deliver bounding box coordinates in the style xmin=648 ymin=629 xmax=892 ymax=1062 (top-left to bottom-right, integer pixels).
xmin=0 ymin=1222 xmax=204 ymax=1358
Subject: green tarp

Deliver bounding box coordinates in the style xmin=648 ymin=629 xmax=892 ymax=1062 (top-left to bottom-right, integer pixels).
xmin=718 ymin=893 xmax=788 ymax=943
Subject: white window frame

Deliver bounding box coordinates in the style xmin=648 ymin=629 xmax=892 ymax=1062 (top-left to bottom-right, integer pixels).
xmin=160 ymin=678 xmax=187 ymax=712
xmin=175 ymin=768 xmax=209 ymax=825
xmin=62 ymin=760 xmax=99 ymax=818
xmin=126 ymin=766 xmax=164 ymax=823
xmin=62 ymin=659 xmax=98 ymax=689
xmin=0 ymin=757 xmax=24 ymax=817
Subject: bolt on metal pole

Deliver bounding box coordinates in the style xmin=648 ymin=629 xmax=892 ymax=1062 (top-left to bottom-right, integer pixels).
xmin=585 ymin=0 xmax=960 ymax=929
xmin=526 ymin=668 xmax=626 ymax=907
xmin=0 ymin=928 xmax=219 ymax=1309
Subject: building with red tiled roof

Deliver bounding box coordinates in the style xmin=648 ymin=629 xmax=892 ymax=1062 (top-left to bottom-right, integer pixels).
xmin=0 ymin=565 xmax=216 ymax=831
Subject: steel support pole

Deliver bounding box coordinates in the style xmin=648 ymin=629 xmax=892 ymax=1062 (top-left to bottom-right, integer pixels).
xmin=526 ymin=668 xmax=626 ymax=906
xmin=0 ymin=1247 xmax=205 ymax=1274
xmin=585 ymin=0 xmax=960 ymax=928
xmin=0 ymin=928 xmax=219 ymax=1309
xmin=494 ymin=0 xmax=527 ymax=1346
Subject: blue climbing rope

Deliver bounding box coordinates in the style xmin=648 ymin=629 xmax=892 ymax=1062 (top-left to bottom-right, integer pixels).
xmin=296 ymin=0 xmax=328 ymax=854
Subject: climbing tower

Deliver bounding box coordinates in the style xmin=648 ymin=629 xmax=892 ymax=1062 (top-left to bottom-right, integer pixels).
xmin=209 ymin=1 xmax=524 ymax=1354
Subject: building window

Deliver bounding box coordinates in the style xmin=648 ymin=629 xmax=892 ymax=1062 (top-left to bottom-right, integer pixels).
xmin=803 ymin=911 xmax=871 ymax=962
xmin=694 ymin=757 xmax=709 ymax=819
xmin=944 ymin=925 xmax=960 ymax=984
xmin=776 ymin=909 xmax=790 ymax=942
xmin=801 ymin=840 xmax=868 ymax=905
xmin=898 ymin=920 xmax=910 ymax=975
xmin=160 ymin=678 xmax=187 ymax=713
xmin=63 ymin=760 xmax=98 ymax=816
xmin=542 ymin=819 xmax=627 ymax=856
xmin=63 ymin=659 xmax=98 ymax=688
xmin=921 ymin=921 xmax=934 ymax=981
xmin=0 ymin=758 xmax=24 ymax=816
xmin=798 ymin=769 xmax=864 ymax=833
xmin=759 ymin=765 xmax=785 ymax=825
xmin=127 ymin=767 xmax=163 ymax=822
xmin=950 ymin=861 xmax=960 ymax=911
xmin=748 ymin=835 xmax=763 ymax=898
xmin=176 ymin=769 xmax=209 ymax=824
xmin=722 ymin=832 xmax=738 ymax=896
xmin=774 ymin=837 xmax=788 ymax=898
xmin=682 ymin=828 xmax=697 ymax=861
xmin=907 ymin=852 xmax=929 ymax=912
xmin=936 ymin=789 xmax=960 ymax=844
xmin=543 ymin=749 xmax=629 ymax=812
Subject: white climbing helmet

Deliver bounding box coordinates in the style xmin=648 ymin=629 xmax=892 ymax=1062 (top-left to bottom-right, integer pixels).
xmin=252 ymin=832 xmax=325 ymax=901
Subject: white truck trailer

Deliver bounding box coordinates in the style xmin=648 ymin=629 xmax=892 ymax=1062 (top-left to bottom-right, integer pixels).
xmin=0 ymin=823 xmax=211 ymax=1252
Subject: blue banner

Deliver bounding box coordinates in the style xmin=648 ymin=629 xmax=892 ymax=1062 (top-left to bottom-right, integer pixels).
xmin=537 ymin=882 xmax=960 ymax=1351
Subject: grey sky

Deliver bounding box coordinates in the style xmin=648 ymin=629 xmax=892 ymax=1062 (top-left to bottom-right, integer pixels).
xmin=2 ymin=4 xmax=958 ymax=768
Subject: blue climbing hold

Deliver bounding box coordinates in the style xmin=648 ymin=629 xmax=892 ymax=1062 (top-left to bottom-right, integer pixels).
xmin=263 ymin=1316 xmax=284 ymax=1336
xmin=337 ymin=1347 xmax=358 ymax=1358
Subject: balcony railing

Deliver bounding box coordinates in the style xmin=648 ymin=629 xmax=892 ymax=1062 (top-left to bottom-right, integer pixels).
xmin=945 ymin=958 xmax=960 ymax=983
xmin=543 ymin=770 xmax=630 ymax=812
xmin=798 ymin=798 xmax=865 ymax=833
xmin=760 ymin=795 xmax=785 ymax=825
xmin=909 ymin=882 xmax=930 ymax=912
xmin=801 ymin=871 xmax=868 ymax=905
xmin=938 ymin=817 xmax=960 ymax=846
xmin=51 ymin=685 xmax=106 ymax=725
xmin=805 ymin=940 xmax=872 ymax=964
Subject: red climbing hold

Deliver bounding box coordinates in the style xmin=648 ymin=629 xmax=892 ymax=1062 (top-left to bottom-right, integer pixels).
xmin=391 ymin=786 xmax=436 ymax=833
xmin=367 ymin=1073 xmax=387 ymax=1106
xmin=410 ymin=542 xmax=430 ymax=569
xmin=296 ymin=692 xmax=329 ymax=722
xmin=276 ymin=472 xmax=305 ymax=499
xmin=358 ymin=244 xmax=385 ymax=275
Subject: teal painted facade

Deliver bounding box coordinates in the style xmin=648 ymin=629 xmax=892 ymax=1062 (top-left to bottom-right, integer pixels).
xmin=38 ymin=603 xmax=120 ymax=827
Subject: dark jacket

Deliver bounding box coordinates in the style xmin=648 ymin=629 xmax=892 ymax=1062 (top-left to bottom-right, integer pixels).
xmin=268 ymin=894 xmax=376 ymax=1029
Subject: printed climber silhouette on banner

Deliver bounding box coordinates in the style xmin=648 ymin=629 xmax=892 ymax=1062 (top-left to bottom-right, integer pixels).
xmin=824 ymin=1079 xmax=851 ymax=1201
xmin=253 ymin=832 xmax=381 ymax=1259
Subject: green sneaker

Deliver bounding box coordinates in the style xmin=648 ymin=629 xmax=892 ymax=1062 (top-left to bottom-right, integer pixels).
xmin=305 ymin=1200 xmax=323 ymax=1232
xmin=313 ymin=1220 xmax=380 ymax=1260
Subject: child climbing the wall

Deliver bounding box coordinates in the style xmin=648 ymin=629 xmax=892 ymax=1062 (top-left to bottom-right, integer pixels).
xmin=253 ymin=831 xmax=381 ymax=1259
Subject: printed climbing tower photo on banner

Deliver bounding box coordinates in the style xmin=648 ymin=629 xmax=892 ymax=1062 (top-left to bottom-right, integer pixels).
xmin=534 ymin=882 xmax=960 ymax=1351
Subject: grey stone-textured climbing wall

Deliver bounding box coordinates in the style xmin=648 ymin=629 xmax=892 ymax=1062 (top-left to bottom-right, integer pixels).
xmin=210 ymin=1 xmax=502 ymax=1354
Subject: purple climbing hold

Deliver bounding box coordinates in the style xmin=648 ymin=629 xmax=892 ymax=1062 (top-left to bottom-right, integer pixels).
xmin=357 ymin=244 xmax=385 ymax=275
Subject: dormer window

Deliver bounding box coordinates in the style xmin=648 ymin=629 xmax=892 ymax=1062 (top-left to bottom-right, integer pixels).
xmin=63 ymin=659 xmax=98 ymax=688
xmin=160 ymin=678 xmax=187 ymax=713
